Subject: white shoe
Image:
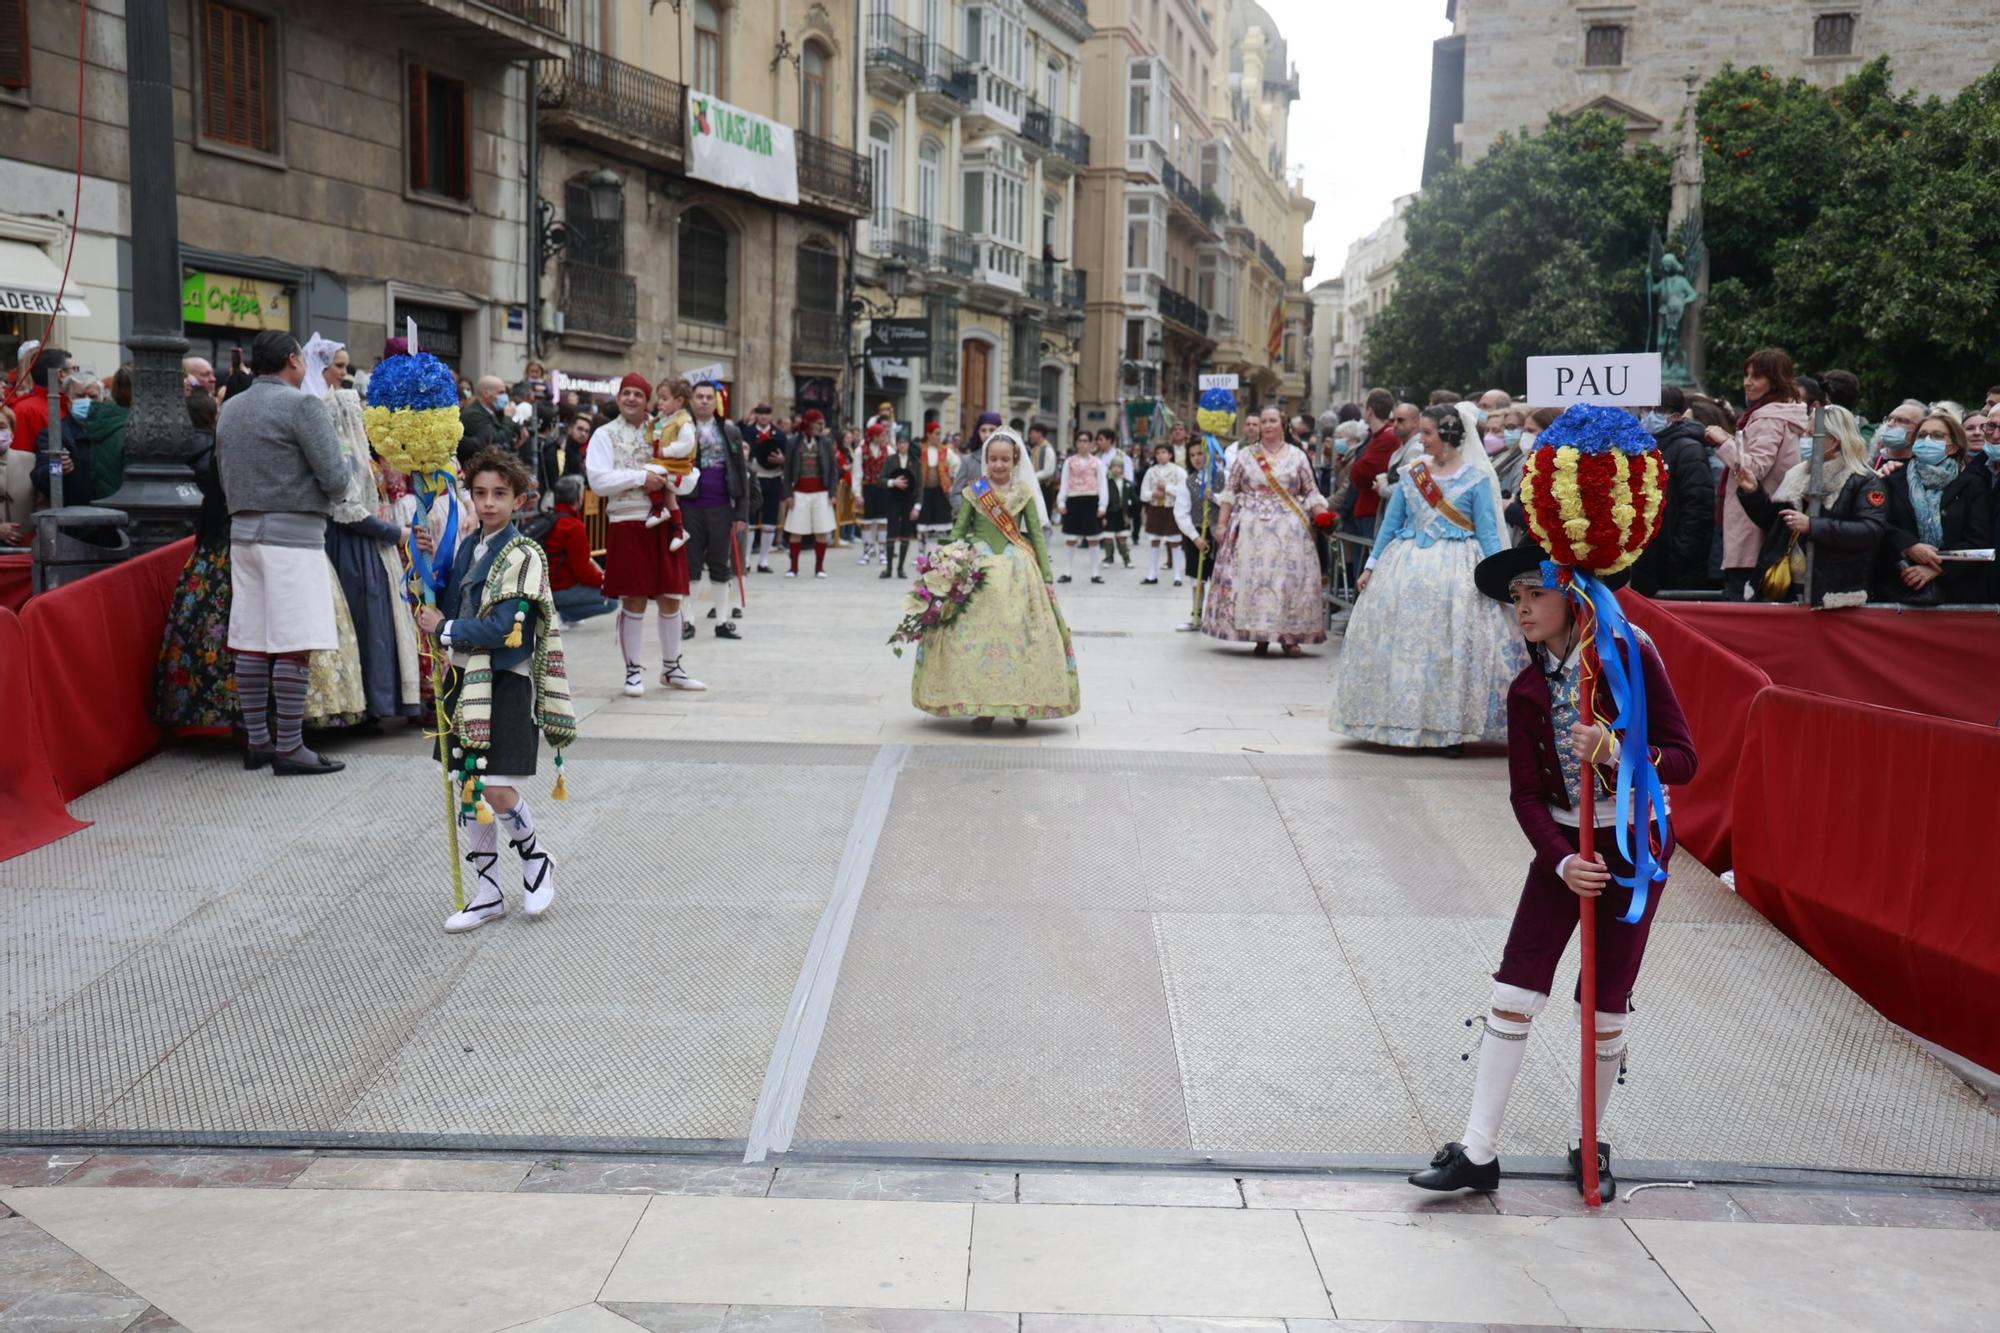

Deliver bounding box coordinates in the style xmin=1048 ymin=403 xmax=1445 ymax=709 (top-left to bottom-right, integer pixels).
xmin=644 ymin=513 xmax=665 ymax=529
xmin=662 ymin=659 xmax=708 ymax=691
xmin=785 ymin=570 xmax=797 ymax=578
xmin=516 ymin=844 xmax=555 ymax=916
xmin=444 ymin=897 xmax=506 ymax=933
xmin=623 ymin=665 xmax=645 ymax=697
xmin=668 ymin=533 xmax=689 ymax=553
xmin=815 ymin=571 xmax=828 ymax=579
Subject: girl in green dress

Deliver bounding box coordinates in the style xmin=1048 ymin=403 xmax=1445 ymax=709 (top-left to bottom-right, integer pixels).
xmin=910 ymin=430 xmax=1081 ymax=731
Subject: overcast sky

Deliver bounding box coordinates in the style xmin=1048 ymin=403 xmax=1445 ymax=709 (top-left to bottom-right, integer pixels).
xmin=1260 ymin=0 xmax=1454 ymax=285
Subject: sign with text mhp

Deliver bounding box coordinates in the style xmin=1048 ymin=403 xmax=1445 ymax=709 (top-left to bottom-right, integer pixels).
xmin=688 ymin=91 xmax=799 ymax=206
xmin=1526 ymin=353 xmax=1661 ymax=406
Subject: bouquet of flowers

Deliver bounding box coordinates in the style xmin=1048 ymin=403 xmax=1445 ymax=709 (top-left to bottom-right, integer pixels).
xmin=887 ymin=541 xmax=987 ymax=656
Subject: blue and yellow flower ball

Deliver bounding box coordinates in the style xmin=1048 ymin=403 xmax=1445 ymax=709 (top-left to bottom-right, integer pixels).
xmin=363 ymin=352 xmax=463 ymax=476
xmin=1196 ymin=385 xmax=1238 ymax=439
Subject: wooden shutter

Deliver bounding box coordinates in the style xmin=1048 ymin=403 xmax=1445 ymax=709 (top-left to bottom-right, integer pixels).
xmin=0 ymin=0 xmax=30 ymax=92
xmin=449 ymin=77 xmax=470 ymax=199
xmin=408 ymin=63 xmax=430 ymax=192
xmin=200 ymin=2 xmax=271 ymax=151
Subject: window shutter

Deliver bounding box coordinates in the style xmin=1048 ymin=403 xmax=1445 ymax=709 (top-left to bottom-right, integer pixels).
xmin=408 ymin=64 xmax=429 ymax=192
xmin=200 ymin=3 xmax=272 ymax=151
xmin=453 ymin=79 xmax=471 ymax=198
xmin=0 ymin=0 xmax=31 ymax=92
xmin=202 ymin=2 xmax=226 ymax=138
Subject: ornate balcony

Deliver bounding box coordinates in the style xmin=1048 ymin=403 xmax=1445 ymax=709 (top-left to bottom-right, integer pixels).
xmin=917 ymin=42 xmax=977 ymax=118
xmin=538 ymin=45 xmax=685 ymax=172
xmin=1062 ymin=267 xmax=1087 ymax=309
xmin=558 ymin=261 xmax=637 ymax=343
xmin=1025 ymin=263 xmax=1085 ymax=310
xmin=1047 ymin=115 xmax=1090 ymax=174
xmin=935 ymin=225 xmax=977 ymax=279
xmin=361 ymin=0 xmax=565 ymax=60
xmin=1159 ymin=284 xmax=1210 ymax=340
xmin=792 ymin=309 xmax=846 ymax=367
xmin=865 ymin=14 xmax=927 ymax=98
xmin=797 ymin=133 xmax=872 ymax=219
xmin=1022 ymin=98 xmax=1055 ymax=152
xmin=870 ymin=209 xmax=934 ymax=267
xmin=1258 ymin=238 xmax=1288 ymax=282
xmin=1162 ymin=160 xmax=1219 ymax=234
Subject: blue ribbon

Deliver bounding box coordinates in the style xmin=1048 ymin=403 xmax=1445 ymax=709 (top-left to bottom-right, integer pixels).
xmin=1569 ymin=571 xmax=1674 ymax=923
xmin=405 ymin=470 xmax=459 ymax=606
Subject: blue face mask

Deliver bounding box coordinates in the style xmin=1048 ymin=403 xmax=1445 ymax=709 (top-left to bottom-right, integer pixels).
xmin=1983 ymin=444 xmax=2000 ymax=464
xmin=1877 ymin=425 xmax=1908 ymax=450
xmin=1640 ymin=412 xmax=1669 ymax=435
xmin=1797 ymin=437 xmax=1814 ymax=462
xmin=70 ymin=398 xmax=92 ymax=421
xmin=496 ymin=394 xmax=511 ymax=411
xmin=1912 ymin=439 xmax=1950 ymax=467
xmin=1504 ymin=429 xmax=1522 ymax=447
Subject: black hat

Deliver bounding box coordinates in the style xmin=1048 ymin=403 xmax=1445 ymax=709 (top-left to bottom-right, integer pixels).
xmin=1474 ymin=544 xmax=1629 ymax=604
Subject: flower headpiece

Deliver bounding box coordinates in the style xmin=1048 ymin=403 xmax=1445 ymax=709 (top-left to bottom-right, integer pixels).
xmin=1517 ymin=404 xmax=1668 ymax=576
xmin=363 ymin=352 xmax=464 ymax=476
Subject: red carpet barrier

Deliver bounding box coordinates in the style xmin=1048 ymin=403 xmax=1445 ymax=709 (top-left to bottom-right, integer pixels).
xmin=0 ymin=607 xmax=88 ymax=858
xmin=1659 ymin=601 xmax=2000 ymax=727
xmin=1617 ymin=591 xmax=1770 ymax=872
xmin=1732 ymin=687 xmax=2000 ymax=1075
xmin=18 ymin=537 xmax=191 ymax=802
xmin=0 ymin=553 xmax=30 ymax=613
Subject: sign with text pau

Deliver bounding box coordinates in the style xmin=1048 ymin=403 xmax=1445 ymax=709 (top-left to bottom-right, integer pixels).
xmin=1526 ymin=353 xmax=1662 ymax=407
xmin=687 ymin=91 xmax=798 ymax=206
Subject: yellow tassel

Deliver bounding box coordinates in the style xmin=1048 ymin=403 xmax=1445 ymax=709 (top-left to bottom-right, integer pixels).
xmin=475 ymin=800 xmax=494 ymax=824
xmin=504 ymin=624 xmax=523 ymax=648
xmin=461 ymin=777 xmax=478 ymax=804
xmin=551 ymin=771 xmax=568 ymax=801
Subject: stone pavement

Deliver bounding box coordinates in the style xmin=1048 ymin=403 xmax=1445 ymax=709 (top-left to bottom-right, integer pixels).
xmin=5 ymin=553 xmax=1999 ymax=1329
xmin=4 ymin=1150 xmax=2000 ymax=1332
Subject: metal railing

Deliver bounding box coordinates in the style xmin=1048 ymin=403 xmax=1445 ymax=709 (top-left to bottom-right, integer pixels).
xmin=871 ymin=208 xmax=934 ymax=266
xmin=1259 ymin=238 xmax=1287 ymax=282
xmin=475 ymin=0 xmax=564 ymax=33
xmin=1062 ymin=267 xmax=1086 ymax=308
xmin=1024 ymin=263 xmax=1086 ymax=308
xmin=792 ymin=308 xmax=845 ymax=364
xmin=537 ymin=44 xmax=684 ymax=156
xmin=1162 ymin=160 xmax=1207 ymax=220
xmin=1051 ymin=115 xmax=1089 ymax=166
xmin=797 ymin=132 xmax=871 ymax=214
xmin=559 ymin=261 xmax=637 ymax=342
xmin=922 ymin=42 xmax=977 ymax=104
xmin=865 ymin=14 xmax=928 ymax=85
xmin=936 ymin=223 xmax=977 ymax=277
xmin=1022 ymin=97 xmax=1054 ymax=149
xmin=1159 ymin=284 xmax=1209 ymax=338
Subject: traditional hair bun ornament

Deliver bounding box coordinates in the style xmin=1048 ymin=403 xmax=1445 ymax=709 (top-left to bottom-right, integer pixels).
xmin=1518 ymin=404 xmax=1668 ymax=577
xmin=1196 ymin=386 xmax=1239 ymax=440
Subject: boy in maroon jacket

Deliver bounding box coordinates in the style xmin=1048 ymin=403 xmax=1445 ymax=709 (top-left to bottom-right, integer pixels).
xmin=1410 ymin=544 xmax=1697 ymax=1200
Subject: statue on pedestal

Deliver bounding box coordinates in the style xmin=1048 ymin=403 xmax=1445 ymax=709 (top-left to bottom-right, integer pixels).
xmin=1647 ymin=229 xmax=1703 ymax=387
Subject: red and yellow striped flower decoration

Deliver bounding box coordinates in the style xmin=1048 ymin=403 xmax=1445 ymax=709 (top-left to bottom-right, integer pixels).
xmin=1518 ymin=404 xmax=1668 ymax=575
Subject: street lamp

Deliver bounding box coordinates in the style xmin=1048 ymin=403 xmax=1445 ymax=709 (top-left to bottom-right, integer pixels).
xmin=850 ymin=255 xmax=909 ymax=320
xmin=585 ymin=167 xmax=624 ymax=222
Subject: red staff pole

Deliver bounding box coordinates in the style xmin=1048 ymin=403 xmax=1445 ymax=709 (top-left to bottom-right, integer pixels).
xmin=1576 ymin=636 xmax=1605 ymax=1210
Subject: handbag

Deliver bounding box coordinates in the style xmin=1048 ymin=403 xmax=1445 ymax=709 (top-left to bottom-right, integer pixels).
xmin=1759 ymin=529 xmax=1805 ymax=600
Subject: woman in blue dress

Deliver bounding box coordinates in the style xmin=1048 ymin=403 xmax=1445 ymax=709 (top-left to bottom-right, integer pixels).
xmin=1330 ymin=403 xmax=1525 ymax=749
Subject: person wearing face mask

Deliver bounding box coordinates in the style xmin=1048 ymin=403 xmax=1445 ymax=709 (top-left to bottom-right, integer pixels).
xmin=1978 ymin=413 xmax=2000 ymax=599
xmin=1702 ymin=348 xmax=1810 ymax=602
xmin=1868 ymin=399 xmax=1925 ymax=468
xmin=458 ymin=375 xmax=511 ymax=466
xmin=1873 ymin=411 xmax=1992 ymax=605
xmin=1628 ymin=387 xmax=1716 ymax=595
xmin=1733 ymin=405 xmax=1885 ymax=607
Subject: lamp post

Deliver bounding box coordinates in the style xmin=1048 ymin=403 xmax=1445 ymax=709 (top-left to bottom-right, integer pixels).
xmin=95 ymin=0 xmax=195 ymax=555
xmin=850 ymin=257 xmax=911 ymax=427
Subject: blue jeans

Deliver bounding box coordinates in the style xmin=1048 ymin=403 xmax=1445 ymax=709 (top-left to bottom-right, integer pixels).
xmin=553 ymin=584 xmax=616 ymax=623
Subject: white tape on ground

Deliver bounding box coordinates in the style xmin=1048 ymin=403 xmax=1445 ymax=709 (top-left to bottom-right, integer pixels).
xmin=742 ymin=742 xmax=910 ymax=1163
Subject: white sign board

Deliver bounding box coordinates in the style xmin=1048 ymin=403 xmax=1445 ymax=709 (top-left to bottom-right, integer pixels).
xmin=1199 ymin=373 xmax=1240 ymax=391
xmin=687 ymin=91 xmax=799 ymax=206
xmin=1526 ymin=353 xmax=1661 ymax=406
xmin=679 ymin=361 xmax=730 ymax=387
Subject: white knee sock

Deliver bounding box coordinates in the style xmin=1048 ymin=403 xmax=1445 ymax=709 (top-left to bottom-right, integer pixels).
xmin=1461 ymin=1011 xmax=1533 ymax=1165
xmin=1088 ymin=544 xmax=1102 ymax=578
xmin=658 ymin=611 xmax=683 ymax=667
xmin=1572 ymin=1015 xmax=1628 ymax=1148
xmin=710 ymin=579 xmax=729 ymax=618
xmin=1063 ymin=542 xmax=1076 ymax=577
xmin=461 ymin=816 xmax=501 ymax=908
xmin=1147 ymin=543 xmax=1161 ymax=580
xmin=1167 ymin=542 xmax=1181 ymax=580
xmin=617 ymin=610 xmax=644 ymax=669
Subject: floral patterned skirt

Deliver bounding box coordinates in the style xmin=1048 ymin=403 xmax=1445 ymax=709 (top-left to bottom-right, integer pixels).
xmin=1201 ymin=500 xmax=1326 ymax=645
xmin=1329 ymin=535 xmax=1526 ymax=747
xmin=911 ymin=543 xmax=1080 ymax=720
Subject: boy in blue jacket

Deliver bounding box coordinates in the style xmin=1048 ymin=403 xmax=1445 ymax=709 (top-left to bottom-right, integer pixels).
xmin=417 ymin=449 xmax=576 ymax=933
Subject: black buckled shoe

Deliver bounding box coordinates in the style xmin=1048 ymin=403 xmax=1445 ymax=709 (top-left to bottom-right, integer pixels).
xmin=271 ymin=748 xmax=345 ymax=776
xmin=715 ymin=621 xmax=740 ymax=640
xmin=1568 ymin=1141 xmax=1616 ymax=1201
xmin=243 ymin=747 xmax=274 ymax=771
xmin=1408 ymin=1142 xmax=1500 ymax=1193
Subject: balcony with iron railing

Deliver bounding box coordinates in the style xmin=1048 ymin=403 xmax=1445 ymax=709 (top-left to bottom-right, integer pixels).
xmin=1258 ymin=238 xmax=1287 ymax=282
xmin=1049 ymin=114 xmax=1090 ymax=170
xmin=1159 ymin=284 xmax=1210 ymax=339
xmin=558 ymin=260 xmax=637 ymax=343
xmin=372 ymin=0 xmax=565 ymax=59
xmin=1021 ymin=98 xmax=1054 ymax=152
xmin=1161 ymin=160 xmax=1218 ymax=232
xmin=936 ymin=224 xmax=977 ymax=278
xmin=538 ymin=44 xmax=685 ymax=170
xmin=864 ymin=214 xmax=980 ymax=284
xmin=797 ymin=133 xmax=872 ymax=218
xmin=865 ymin=14 xmax=928 ymax=95
xmin=917 ymin=42 xmax=978 ymax=113
xmin=1025 ymin=263 xmax=1087 ymax=310
xmin=792 ymin=308 xmax=845 ymax=366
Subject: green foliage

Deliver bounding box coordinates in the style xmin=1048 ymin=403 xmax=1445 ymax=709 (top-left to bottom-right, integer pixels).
xmin=1366 ymin=113 xmax=1669 ymax=398
xmin=1370 ymin=60 xmax=2000 ymax=412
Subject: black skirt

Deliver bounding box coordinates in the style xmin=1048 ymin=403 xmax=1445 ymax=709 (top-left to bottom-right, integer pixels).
xmin=918 ymin=488 xmax=954 ymax=527
xmin=438 ymin=669 xmax=540 ymax=780
xmin=1062 ymin=495 xmax=1104 ymax=537
xmin=862 ymin=482 xmax=893 ymax=520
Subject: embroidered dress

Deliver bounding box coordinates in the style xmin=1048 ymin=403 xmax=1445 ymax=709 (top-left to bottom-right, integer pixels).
xmin=917 ymin=445 xmax=955 ymax=529
xmin=910 ymin=485 xmax=1080 ymax=720
xmin=1200 ymin=445 xmax=1327 ymax=645
xmin=1329 ymin=465 xmax=1525 ymax=746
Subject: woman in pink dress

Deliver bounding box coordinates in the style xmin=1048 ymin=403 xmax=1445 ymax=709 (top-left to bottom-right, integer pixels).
xmin=1201 ymin=406 xmax=1330 ymax=656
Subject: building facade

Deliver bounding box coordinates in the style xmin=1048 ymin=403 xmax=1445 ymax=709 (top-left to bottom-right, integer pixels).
xmin=1305 ymin=277 xmax=1344 ymax=419
xmin=1335 ymin=192 xmax=1415 ymax=401
xmin=536 ymin=0 xmax=869 ymax=416
xmin=851 ymin=0 xmax=1092 ymax=439
xmin=1426 ymin=0 xmax=2000 ymax=178
xmin=2 ymin=0 xmax=559 ymax=385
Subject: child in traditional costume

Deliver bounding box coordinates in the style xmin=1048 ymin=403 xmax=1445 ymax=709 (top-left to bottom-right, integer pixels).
xmin=1174 ymin=435 xmax=1221 ymax=629
xmin=1100 ymin=449 xmax=1135 ymax=570
xmin=916 ymin=424 xmax=956 ymax=550
xmin=642 ymin=378 xmax=696 ymax=551
xmin=1140 ymin=441 xmax=1186 ymax=586
xmin=857 ymin=420 xmax=894 ymax=566
xmin=909 ymin=430 xmax=1079 ymax=729
xmin=1410 ymin=404 xmax=1695 ymax=1200
xmin=878 ymin=432 xmax=918 ymax=580
xmin=1056 ymin=430 xmax=1110 ymax=583
xmin=415 ymin=449 xmax=578 ymax=935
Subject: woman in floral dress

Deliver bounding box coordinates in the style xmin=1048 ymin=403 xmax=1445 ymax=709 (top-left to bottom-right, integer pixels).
xmin=1201 ymin=406 xmax=1330 ymax=655
xmin=155 ymin=393 xmax=236 ymax=730
xmin=910 ymin=430 xmax=1080 ymax=730
xmin=1329 ymin=403 xmax=1524 ymax=748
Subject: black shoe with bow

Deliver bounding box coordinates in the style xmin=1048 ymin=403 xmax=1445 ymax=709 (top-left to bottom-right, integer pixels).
xmin=1567 ymin=1141 xmax=1616 ymax=1201
xmin=1408 ymin=1142 xmax=1499 ymax=1193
